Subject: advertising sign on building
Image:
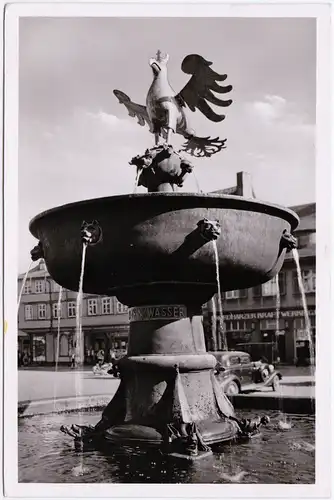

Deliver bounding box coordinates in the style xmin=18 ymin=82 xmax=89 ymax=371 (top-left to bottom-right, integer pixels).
xmin=223 ymin=309 xmax=315 ymax=321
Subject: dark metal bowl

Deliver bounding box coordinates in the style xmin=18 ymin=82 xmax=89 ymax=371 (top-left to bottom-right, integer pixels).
xmin=29 ymin=193 xmax=299 ymax=305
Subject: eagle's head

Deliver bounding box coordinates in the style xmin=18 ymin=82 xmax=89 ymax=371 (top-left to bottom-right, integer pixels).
xmin=149 ymin=50 xmax=169 ymax=76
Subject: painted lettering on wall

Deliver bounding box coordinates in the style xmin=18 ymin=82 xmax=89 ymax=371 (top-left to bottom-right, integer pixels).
xmin=223 ymin=309 xmax=315 ymax=321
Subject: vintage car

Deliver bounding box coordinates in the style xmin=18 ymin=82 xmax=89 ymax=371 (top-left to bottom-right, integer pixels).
xmin=209 ymin=350 xmax=282 ymax=395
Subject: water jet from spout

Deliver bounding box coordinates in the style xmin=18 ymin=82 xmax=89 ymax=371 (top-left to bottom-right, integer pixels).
xmin=17 ymin=261 xmax=34 ymax=310
xmin=134 ymin=167 xmax=143 ymax=193
xmin=291 ymin=248 xmax=315 ymax=369
xmin=212 ymin=240 xmax=227 ymax=350
xmin=53 ymin=286 xmax=63 ymax=409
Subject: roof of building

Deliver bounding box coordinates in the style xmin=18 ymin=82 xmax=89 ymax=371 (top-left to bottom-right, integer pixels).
xmin=289 ymin=203 xmax=315 ymax=232
xmin=18 ymin=261 xmax=49 ymax=280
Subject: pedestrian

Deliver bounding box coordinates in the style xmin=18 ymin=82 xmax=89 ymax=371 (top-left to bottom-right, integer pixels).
xmin=70 ymin=351 xmax=75 ymax=369
xmin=97 ymin=349 xmax=104 ymax=366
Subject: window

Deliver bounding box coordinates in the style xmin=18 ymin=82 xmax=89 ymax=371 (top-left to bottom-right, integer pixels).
xmin=102 ymin=298 xmax=112 ymax=315
xmin=254 ymin=273 xmax=286 ymax=297
xmin=224 ymin=289 xmax=247 ymax=300
xmin=24 ymin=305 xmax=33 ymax=320
xmin=260 ymin=319 xmax=278 ymax=330
xmin=229 ymin=355 xmax=240 ymax=366
xmin=88 ymin=298 xmax=98 ymax=316
xmin=52 ymin=303 xmax=61 ymax=319
xmin=37 ymin=303 xmax=47 ymax=319
xmin=262 ymin=277 xmax=278 ymax=297
xmin=32 ymin=335 xmax=46 ymax=362
xmin=240 ymin=355 xmax=251 ymax=364
xmin=68 ymin=302 xmax=76 ymax=318
xmin=225 ymin=320 xmax=248 ymax=331
xmin=35 ymin=280 xmax=45 ymax=294
xmin=23 ymin=281 xmax=32 ymax=294
xmin=225 ymin=290 xmax=240 ymax=299
xmin=116 ymin=300 xmax=128 ymax=314
xmin=293 ymin=269 xmax=316 ymax=294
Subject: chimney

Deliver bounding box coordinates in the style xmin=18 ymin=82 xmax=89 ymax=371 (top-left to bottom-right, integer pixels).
xmin=236 ymin=172 xmax=254 ymax=198
xmin=39 ymin=259 xmax=47 ymax=271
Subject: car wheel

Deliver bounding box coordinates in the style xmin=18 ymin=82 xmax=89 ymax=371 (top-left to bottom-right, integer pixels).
xmin=225 ymin=381 xmax=240 ymax=395
xmin=272 ymin=375 xmax=280 ymax=392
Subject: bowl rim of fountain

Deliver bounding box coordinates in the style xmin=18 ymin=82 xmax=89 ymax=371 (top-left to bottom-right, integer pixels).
xmin=29 ymin=192 xmax=299 ymax=233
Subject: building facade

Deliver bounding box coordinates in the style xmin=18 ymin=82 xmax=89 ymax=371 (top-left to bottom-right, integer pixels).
xmin=203 ymin=202 xmax=316 ymax=364
xmin=18 ymin=260 xmax=129 ymax=365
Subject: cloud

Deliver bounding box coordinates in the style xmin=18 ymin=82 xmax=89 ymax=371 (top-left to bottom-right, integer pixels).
xmin=251 ymin=95 xmax=287 ymax=122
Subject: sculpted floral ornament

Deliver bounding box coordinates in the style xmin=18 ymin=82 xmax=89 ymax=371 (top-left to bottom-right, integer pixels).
xmin=130 ymin=144 xmax=194 ymax=192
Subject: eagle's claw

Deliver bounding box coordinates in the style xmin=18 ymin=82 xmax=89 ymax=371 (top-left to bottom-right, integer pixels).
xmin=181 ymin=136 xmax=227 ymax=158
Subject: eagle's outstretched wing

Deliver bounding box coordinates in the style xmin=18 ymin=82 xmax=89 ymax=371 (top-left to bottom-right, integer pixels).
xmin=175 ymin=55 xmax=233 ymax=123
xmin=113 ymin=90 xmax=153 ymax=132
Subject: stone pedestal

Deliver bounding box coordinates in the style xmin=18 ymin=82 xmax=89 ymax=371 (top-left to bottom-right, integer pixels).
xmin=101 ymin=304 xmax=238 ymax=456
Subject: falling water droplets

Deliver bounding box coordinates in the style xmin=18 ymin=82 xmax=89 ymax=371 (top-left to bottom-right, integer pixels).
xmin=53 ymin=286 xmax=63 ymax=409
xmin=73 ymin=243 xmax=88 ymax=476
xmin=212 ymin=240 xmax=227 ymax=350
xmin=133 ymin=168 xmax=143 ymax=193
xmin=291 ymin=249 xmax=315 ymax=369
xmin=17 ymin=261 xmax=34 ymax=310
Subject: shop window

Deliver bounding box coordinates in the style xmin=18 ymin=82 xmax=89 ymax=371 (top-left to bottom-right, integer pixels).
xmin=24 ymin=304 xmax=33 ymax=320
xmin=102 ymin=298 xmax=112 ymax=315
xmin=35 ymin=280 xmax=45 ymax=294
xmin=88 ymin=298 xmax=98 ymax=316
xmin=293 ymin=269 xmax=316 ymax=294
xmin=37 ymin=303 xmax=47 ymax=319
xmin=225 ymin=320 xmax=248 ymax=331
xmin=32 ymin=335 xmax=46 ymax=362
xmin=68 ymin=302 xmax=76 ymax=318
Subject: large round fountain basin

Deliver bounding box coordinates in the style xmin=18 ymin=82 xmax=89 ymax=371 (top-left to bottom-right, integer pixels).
xmin=18 ymin=410 xmax=315 ymax=483
xmin=29 ymin=193 xmax=299 ymax=301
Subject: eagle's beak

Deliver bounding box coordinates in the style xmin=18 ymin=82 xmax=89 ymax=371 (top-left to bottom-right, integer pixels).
xmin=149 ymin=59 xmax=161 ymax=74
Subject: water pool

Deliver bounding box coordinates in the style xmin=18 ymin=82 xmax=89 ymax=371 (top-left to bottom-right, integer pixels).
xmin=18 ymin=410 xmax=315 ymax=483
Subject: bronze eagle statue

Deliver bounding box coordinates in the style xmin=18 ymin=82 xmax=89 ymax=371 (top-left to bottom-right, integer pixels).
xmin=113 ymin=51 xmax=233 ymax=158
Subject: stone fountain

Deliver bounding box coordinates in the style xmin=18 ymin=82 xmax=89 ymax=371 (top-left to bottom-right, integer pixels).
xmin=29 ymin=51 xmax=299 ymax=459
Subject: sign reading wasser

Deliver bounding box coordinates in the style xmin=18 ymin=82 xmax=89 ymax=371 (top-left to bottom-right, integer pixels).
xmin=129 ymin=305 xmax=187 ymax=322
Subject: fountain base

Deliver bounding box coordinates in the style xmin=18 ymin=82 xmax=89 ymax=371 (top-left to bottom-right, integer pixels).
xmin=61 ymin=304 xmax=269 ymax=458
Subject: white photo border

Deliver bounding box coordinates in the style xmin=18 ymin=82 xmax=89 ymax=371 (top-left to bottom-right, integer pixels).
xmin=3 ymin=1 xmax=332 ymax=498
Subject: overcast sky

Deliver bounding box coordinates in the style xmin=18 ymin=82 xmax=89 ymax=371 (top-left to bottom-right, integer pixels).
xmin=19 ymin=17 xmax=316 ymax=272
